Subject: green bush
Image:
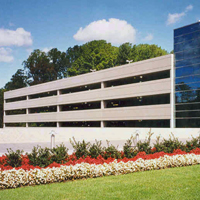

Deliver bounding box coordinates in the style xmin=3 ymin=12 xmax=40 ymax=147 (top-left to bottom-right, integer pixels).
xmin=69 ymin=137 xmax=90 ymax=159
xmin=5 ymin=149 xmax=24 ymax=167
xmin=123 ymin=135 xmax=138 ymax=158
xmin=154 ymin=133 xmax=185 ymax=153
xmin=5 ymin=133 xmax=200 ymax=168
xmin=103 ymin=141 xmax=121 ymax=159
xmin=186 ymin=135 xmax=200 ymax=152
xmin=89 ymin=140 xmax=103 ymax=158
xmin=137 ymin=129 xmax=153 ymax=154
xmin=27 ymin=146 xmax=51 ymax=167
xmin=50 ymin=144 xmax=69 ymax=164
xmin=27 ymin=146 xmax=38 ymax=166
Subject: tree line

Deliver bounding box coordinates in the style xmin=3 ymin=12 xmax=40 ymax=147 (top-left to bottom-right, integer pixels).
xmin=0 ymin=40 xmax=168 ymax=127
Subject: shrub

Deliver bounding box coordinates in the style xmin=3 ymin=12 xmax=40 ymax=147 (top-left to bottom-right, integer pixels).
xmin=69 ymin=137 xmax=90 ymax=159
xmin=154 ymin=133 xmax=185 ymax=153
xmin=50 ymin=144 xmax=69 ymax=164
xmin=123 ymin=135 xmax=138 ymax=158
xmin=186 ymin=135 xmax=200 ymax=152
xmin=26 ymin=146 xmax=38 ymax=166
xmin=5 ymin=149 xmax=24 ymax=167
xmin=89 ymin=140 xmax=103 ymax=158
xmin=103 ymin=141 xmax=121 ymax=159
xmin=136 ymin=129 xmax=153 ymax=154
xmin=27 ymin=146 xmax=51 ymax=167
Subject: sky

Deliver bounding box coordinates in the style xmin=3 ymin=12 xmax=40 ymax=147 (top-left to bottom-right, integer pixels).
xmin=0 ymin=0 xmax=199 ymax=88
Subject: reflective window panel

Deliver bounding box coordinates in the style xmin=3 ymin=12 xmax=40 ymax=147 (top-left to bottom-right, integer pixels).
xmin=175 ymin=75 xmax=200 ymax=85
xmin=176 ymin=82 xmax=200 ymax=92
xmin=176 ymin=103 xmax=200 ymax=111
xmin=176 ymin=56 xmax=200 ymax=68
xmin=174 ymin=38 xmax=200 ymax=53
xmin=175 ymin=90 xmax=200 ymax=103
xmin=174 ymin=30 xmax=200 ymax=45
xmin=174 ymin=22 xmax=200 ymax=37
xmin=174 ymin=22 xmax=200 ymax=127
xmin=175 ymin=47 xmax=200 ymax=61
xmin=176 ymin=64 xmax=200 ymax=78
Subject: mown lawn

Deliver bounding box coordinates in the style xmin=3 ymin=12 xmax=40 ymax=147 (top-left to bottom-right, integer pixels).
xmin=0 ymin=165 xmax=200 ymax=200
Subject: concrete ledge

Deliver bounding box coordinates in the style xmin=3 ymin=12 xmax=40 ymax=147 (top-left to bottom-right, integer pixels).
xmin=0 ymin=127 xmax=200 ymax=155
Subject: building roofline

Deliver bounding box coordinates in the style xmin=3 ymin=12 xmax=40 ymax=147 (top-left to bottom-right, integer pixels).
xmin=174 ymin=21 xmax=200 ymax=31
xmin=4 ymin=54 xmax=172 ymax=95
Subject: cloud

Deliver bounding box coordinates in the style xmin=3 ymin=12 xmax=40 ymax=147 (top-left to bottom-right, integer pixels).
xmin=166 ymin=5 xmax=193 ymax=25
xmin=167 ymin=13 xmax=185 ymax=25
xmin=73 ymin=18 xmax=136 ymax=45
xmin=143 ymin=33 xmax=153 ymax=41
xmin=0 ymin=47 xmax=14 ymax=62
xmin=185 ymin=5 xmax=193 ymax=12
xmin=0 ymin=28 xmax=32 ymax=47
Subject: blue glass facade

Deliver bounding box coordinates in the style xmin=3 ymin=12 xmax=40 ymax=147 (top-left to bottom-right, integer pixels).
xmin=174 ymin=22 xmax=200 ymax=127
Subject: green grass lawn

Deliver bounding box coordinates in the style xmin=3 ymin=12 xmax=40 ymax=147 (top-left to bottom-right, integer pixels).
xmin=0 ymin=165 xmax=200 ymax=200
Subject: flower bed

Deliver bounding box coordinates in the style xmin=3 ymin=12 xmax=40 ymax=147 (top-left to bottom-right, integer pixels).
xmin=1 ymin=149 xmax=200 ymax=189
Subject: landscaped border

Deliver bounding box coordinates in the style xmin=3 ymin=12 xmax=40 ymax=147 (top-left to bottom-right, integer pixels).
xmin=1 ymin=151 xmax=200 ymax=189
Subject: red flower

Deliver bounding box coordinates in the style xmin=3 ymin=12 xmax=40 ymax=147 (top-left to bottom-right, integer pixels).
xmin=1 ymin=147 xmax=200 ymax=172
xmin=151 ymin=147 xmax=156 ymax=153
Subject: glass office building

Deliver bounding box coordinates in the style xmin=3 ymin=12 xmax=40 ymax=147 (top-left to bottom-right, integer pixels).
xmin=174 ymin=21 xmax=200 ymax=127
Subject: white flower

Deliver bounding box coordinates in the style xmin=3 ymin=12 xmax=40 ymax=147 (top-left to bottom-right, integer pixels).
xmin=0 ymin=154 xmax=200 ymax=189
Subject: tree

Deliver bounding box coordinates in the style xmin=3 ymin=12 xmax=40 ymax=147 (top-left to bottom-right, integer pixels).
xmin=23 ymin=49 xmax=51 ymax=85
xmin=66 ymin=45 xmax=83 ymax=67
xmin=4 ymin=69 xmax=28 ymax=91
xmin=23 ymin=49 xmax=68 ymax=86
xmin=47 ymin=48 xmax=68 ymax=78
xmin=132 ymin=44 xmax=168 ymax=62
xmin=67 ymin=40 xmax=118 ymax=76
xmin=117 ymin=43 xmax=133 ymax=65
xmin=116 ymin=43 xmax=168 ymax=66
xmin=23 ymin=43 xmax=168 ymax=81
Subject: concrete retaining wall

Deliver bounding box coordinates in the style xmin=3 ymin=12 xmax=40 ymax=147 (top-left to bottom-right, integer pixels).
xmin=0 ymin=127 xmax=200 ymax=155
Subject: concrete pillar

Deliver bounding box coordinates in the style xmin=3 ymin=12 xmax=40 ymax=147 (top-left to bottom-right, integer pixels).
xmin=57 ymin=90 xmax=61 ymax=127
xmin=26 ymin=95 xmax=29 ymax=116
xmin=57 ymin=105 xmax=60 ymax=128
xmin=26 ymin=96 xmax=29 ymax=128
xmin=101 ymin=82 xmax=106 ymax=128
xmin=170 ymin=54 xmax=175 ymax=128
xmin=57 ymin=105 xmax=60 ymax=112
xmin=101 ymin=100 xmax=105 ymax=128
xmin=26 ymin=105 xmax=29 ymax=127
xmin=101 ymin=121 xmax=105 ymax=128
xmin=101 ymin=82 xmax=104 ymax=89
xmin=101 ymin=82 xmax=107 ymax=89
xmin=101 ymin=100 xmax=105 ymax=109
xmin=26 ymin=108 xmax=29 ymax=114
xmin=3 ymin=100 xmax=6 ymax=128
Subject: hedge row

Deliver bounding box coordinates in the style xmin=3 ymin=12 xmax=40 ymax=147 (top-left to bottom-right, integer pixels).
xmin=1 ymin=131 xmax=200 ymax=168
